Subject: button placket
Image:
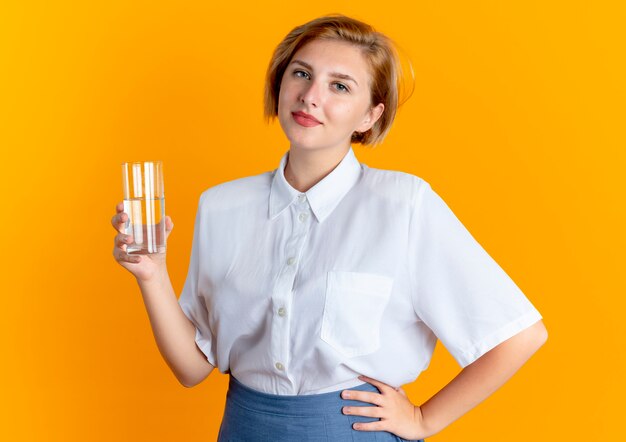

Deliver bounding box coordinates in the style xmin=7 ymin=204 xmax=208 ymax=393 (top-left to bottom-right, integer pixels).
xmin=270 ymin=201 xmax=311 ymax=379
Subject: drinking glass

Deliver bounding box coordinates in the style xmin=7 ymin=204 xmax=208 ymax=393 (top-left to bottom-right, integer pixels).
xmin=121 ymin=160 xmax=166 ymax=254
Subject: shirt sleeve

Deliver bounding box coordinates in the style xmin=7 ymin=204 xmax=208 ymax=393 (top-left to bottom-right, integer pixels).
xmin=178 ymin=192 xmax=217 ymax=367
xmin=409 ymin=179 xmax=543 ymax=368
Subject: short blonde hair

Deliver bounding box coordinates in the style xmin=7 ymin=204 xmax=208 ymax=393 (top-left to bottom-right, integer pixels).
xmin=264 ymin=14 xmax=407 ymax=147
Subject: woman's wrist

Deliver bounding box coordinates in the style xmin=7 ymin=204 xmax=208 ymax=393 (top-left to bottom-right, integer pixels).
xmin=136 ymin=267 xmax=170 ymax=291
xmin=413 ymin=405 xmax=436 ymax=440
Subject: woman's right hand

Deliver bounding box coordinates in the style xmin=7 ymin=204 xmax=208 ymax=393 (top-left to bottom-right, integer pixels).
xmin=111 ymin=202 xmax=174 ymax=283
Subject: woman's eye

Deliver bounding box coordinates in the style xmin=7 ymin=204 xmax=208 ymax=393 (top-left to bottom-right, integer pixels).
xmin=292 ymin=70 xmax=349 ymax=93
xmin=294 ymin=70 xmax=310 ymax=79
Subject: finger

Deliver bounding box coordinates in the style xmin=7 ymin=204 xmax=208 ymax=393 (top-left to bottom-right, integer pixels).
xmin=352 ymin=420 xmax=385 ymax=432
xmin=114 ymin=247 xmax=141 ymax=264
xmin=116 ymin=201 xmax=123 ymax=212
xmin=342 ymin=390 xmax=384 ymax=406
xmin=342 ymin=405 xmax=383 ymax=418
xmin=165 ymin=216 xmax=174 ymax=231
xmin=164 ymin=216 xmax=174 ymax=241
xmin=114 ymin=233 xmax=133 ymax=248
xmin=111 ymin=211 xmax=129 ymax=233
xmin=358 ymin=375 xmax=393 ymax=394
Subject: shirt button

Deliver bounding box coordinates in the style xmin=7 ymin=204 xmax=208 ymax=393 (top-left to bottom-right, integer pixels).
xmin=278 ymin=307 xmax=286 ymax=317
xmin=287 ymin=257 xmax=296 ymax=265
xmin=298 ymin=194 xmax=306 ymax=203
xmin=298 ymin=212 xmax=308 ymax=222
xmin=275 ymin=362 xmax=284 ymax=371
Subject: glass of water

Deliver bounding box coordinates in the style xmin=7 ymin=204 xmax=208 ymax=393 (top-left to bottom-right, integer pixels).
xmin=121 ymin=160 xmax=166 ymax=254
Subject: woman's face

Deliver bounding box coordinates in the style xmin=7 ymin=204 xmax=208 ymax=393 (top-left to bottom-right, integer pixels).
xmin=277 ymin=39 xmax=384 ymax=153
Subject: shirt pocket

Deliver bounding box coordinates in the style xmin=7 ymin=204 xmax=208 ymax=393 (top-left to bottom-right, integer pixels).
xmin=321 ymin=271 xmax=394 ymax=358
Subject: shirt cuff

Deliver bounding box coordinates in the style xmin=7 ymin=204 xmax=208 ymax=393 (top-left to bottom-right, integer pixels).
xmin=193 ymin=326 xmax=217 ymax=368
xmin=455 ymin=309 xmax=544 ymax=368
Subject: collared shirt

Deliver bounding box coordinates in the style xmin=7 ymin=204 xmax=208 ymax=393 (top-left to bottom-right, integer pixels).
xmin=178 ymin=146 xmax=543 ymax=395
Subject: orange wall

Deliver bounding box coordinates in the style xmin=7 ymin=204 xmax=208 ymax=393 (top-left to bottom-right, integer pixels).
xmin=1 ymin=1 xmax=624 ymax=440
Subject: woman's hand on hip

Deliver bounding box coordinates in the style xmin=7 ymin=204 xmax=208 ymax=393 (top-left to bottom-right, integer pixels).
xmin=341 ymin=375 xmax=427 ymax=441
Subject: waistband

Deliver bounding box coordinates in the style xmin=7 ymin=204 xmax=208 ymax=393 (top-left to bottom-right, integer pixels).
xmin=226 ymin=375 xmax=380 ymax=416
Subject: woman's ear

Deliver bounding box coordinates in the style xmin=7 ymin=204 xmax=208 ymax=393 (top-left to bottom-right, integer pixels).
xmin=357 ymin=103 xmax=385 ymax=133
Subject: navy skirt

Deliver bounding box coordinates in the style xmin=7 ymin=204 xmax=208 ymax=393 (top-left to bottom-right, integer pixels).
xmin=218 ymin=375 xmax=425 ymax=442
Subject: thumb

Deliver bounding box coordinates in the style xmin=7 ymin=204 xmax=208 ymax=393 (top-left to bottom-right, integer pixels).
xmin=165 ymin=216 xmax=174 ymax=238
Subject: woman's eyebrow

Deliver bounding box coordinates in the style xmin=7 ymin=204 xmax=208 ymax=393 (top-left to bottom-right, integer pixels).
xmin=289 ymin=59 xmax=359 ymax=86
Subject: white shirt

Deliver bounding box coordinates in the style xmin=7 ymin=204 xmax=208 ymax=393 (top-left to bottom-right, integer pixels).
xmin=178 ymin=146 xmax=543 ymax=395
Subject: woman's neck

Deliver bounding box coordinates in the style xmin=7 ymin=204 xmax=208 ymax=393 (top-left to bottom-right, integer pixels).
xmin=284 ymin=146 xmax=350 ymax=193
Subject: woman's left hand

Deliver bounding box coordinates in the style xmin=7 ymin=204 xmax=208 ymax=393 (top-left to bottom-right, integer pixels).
xmin=341 ymin=375 xmax=428 ymax=440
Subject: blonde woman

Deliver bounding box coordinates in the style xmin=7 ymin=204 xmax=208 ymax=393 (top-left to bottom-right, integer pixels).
xmin=111 ymin=14 xmax=547 ymax=441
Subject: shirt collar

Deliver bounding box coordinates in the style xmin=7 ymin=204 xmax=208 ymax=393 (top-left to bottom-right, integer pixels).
xmin=268 ymin=147 xmax=363 ymax=224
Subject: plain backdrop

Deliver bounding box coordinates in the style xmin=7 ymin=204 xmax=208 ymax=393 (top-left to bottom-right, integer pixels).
xmin=1 ymin=0 xmax=624 ymax=440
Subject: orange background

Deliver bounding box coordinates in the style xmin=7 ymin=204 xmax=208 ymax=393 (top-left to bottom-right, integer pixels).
xmin=1 ymin=1 xmax=624 ymax=440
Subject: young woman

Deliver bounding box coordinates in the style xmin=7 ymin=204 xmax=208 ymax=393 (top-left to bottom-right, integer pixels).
xmin=111 ymin=14 xmax=547 ymax=441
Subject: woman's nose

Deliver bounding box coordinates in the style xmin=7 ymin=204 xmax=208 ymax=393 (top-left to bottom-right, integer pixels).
xmin=299 ymin=81 xmax=320 ymax=107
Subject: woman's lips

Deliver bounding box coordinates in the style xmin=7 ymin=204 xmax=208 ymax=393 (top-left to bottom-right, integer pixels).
xmin=292 ymin=112 xmax=322 ymax=127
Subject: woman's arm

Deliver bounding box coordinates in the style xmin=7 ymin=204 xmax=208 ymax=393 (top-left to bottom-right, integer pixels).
xmin=137 ymin=271 xmax=215 ymax=388
xmin=111 ymin=205 xmax=214 ymax=388
xmin=418 ymin=319 xmax=548 ymax=437
xmin=343 ymin=320 xmax=547 ymax=440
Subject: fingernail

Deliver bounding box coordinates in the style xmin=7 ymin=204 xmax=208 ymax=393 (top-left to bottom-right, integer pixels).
xmin=342 ymin=391 xmax=350 ymax=399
